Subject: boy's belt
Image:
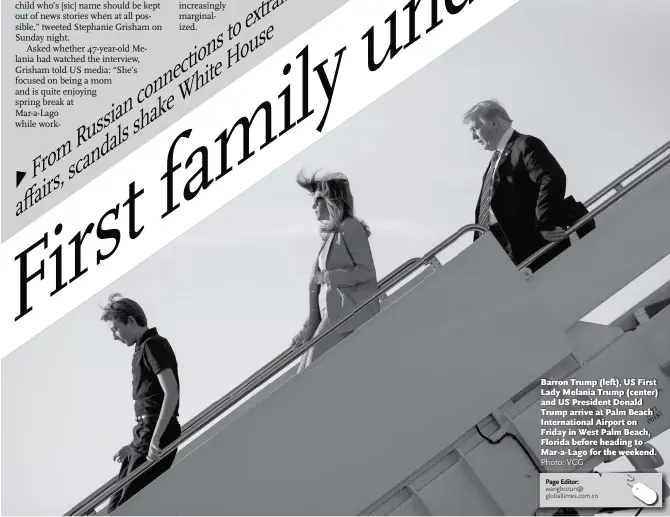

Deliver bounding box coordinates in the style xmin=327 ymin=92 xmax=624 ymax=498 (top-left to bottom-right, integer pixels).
xmin=135 ymin=414 xmax=159 ymax=424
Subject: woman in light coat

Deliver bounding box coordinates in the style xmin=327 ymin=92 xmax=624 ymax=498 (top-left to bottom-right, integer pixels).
xmin=290 ymin=171 xmax=380 ymax=373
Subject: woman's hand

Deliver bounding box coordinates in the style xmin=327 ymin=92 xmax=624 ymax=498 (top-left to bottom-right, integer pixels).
xmin=313 ymin=270 xmax=328 ymax=285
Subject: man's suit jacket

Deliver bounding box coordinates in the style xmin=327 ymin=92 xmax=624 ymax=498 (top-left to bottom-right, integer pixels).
xmin=473 ymin=130 xmax=568 ymax=265
xmin=294 ymin=217 xmax=380 ymax=345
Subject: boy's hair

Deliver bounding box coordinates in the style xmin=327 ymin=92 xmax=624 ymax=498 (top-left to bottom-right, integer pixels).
xmin=100 ymin=293 xmax=148 ymax=327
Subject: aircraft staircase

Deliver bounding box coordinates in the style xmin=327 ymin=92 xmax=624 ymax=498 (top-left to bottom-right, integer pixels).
xmin=66 ymin=140 xmax=670 ymax=516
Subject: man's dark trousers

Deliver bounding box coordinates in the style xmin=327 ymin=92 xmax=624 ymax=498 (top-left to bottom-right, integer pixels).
xmin=108 ymin=417 xmax=181 ymax=513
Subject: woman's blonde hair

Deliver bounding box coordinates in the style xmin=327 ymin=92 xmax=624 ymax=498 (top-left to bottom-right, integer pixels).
xmin=297 ymin=170 xmax=371 ymax=239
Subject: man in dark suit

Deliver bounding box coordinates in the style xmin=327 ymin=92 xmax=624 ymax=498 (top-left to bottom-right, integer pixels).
xmin=464 ymin=99 xmax=569 ymax=269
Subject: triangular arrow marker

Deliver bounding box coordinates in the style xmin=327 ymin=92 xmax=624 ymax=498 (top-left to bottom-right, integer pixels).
xmin=16 ymin=170 xmax=27 ymax=188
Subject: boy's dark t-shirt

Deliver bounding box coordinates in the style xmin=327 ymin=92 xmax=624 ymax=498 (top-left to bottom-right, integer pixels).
xmin=131 ymin=328 xmax=180 ymax=418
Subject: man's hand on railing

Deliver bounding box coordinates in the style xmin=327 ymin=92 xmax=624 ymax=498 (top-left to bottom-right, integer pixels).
xmin=540 ymin=227 xmax=568 ymax=242
xmin=113 ymin=445 xmax=131 ymax=464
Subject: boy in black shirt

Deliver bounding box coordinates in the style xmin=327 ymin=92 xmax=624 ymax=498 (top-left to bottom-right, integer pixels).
xmin=101 ymin=293 xmax=182 ymax=513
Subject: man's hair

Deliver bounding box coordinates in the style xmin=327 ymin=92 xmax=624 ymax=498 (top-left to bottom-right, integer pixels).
xmin=463 ymin=99 xmax=513 ymax=125
xmin=100 ymin=293 xmax=148 ymax=327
